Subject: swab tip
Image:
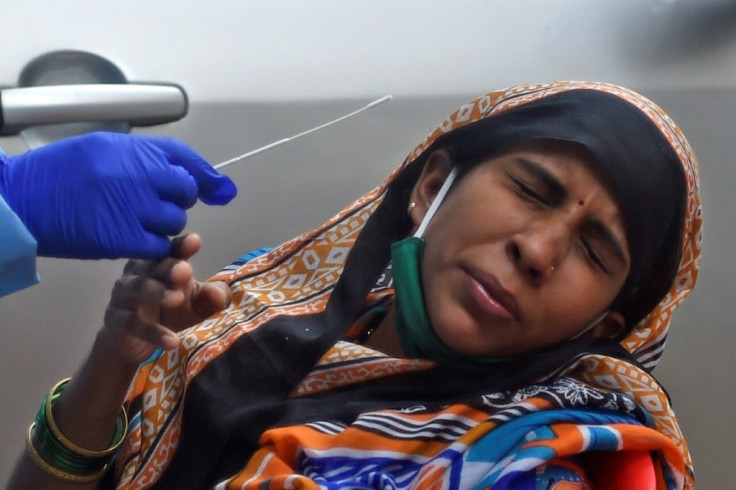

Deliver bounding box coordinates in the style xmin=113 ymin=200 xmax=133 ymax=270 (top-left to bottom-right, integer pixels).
xmin=366 ymin=94 xmax=393 ymax=108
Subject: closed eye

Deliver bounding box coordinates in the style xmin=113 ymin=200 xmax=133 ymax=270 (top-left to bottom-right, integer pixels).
xmin=510 ymin=175 xmax=548 ymax=206
xmin=581 ymin=221 xmax=628 ymax=273
xmin=508 ymin=158 xmax=568 ymax=207
xmin=581 ymin=236 xmax=608 ymax=272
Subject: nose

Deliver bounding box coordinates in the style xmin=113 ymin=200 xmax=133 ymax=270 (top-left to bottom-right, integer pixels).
xmin=507 ymin=217 xmax=571 ymax=284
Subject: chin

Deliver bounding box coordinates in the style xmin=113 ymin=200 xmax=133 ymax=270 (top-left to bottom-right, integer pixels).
xmin=432 ymin=309 xmax=508 ymax=357
xmin=441 ymin=333 xmax=502 ymax=358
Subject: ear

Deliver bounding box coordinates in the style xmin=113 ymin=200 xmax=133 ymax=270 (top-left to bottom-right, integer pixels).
xmin=581 ymin=311 xmax=627 ymax=339
xmin=408 ymin=149 xmax=454 ymax=228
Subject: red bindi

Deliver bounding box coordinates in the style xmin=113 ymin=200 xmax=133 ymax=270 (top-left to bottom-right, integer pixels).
xmin=578 ymin=199 xmax=585 ymax=206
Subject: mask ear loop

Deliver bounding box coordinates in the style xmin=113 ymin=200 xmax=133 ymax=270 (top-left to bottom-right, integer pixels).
xmin=571 ymin=310 xmax=610 ymax=339
xmin=413 ymin=167 xmax=459 ymax=238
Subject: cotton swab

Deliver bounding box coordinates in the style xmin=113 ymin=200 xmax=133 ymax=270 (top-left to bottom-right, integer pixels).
xmin=214 ymin=95 xmax=393 ymax=170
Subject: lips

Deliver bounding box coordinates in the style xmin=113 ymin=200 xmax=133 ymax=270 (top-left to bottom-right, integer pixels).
xmin=464 ymin=267 xmax=521 ymax=322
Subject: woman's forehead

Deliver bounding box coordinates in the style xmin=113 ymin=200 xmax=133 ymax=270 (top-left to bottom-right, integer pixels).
xmin=500 ymin=141 xmax=620 ymax=191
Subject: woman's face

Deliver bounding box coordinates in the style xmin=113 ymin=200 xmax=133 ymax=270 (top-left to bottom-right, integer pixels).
xmin=414 ymin=144 xmax=631 ymax=357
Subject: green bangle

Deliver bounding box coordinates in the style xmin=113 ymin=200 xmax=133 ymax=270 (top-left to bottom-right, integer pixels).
xmin=34 ymin=408 xmax=108 ymax=473
xmin=26 ymin=423 xmax=109 ymax=484
xmin=31 ymin=378 xmax=128 ymax=476
xmin=44 ymin=378 xmax=128 ymax=457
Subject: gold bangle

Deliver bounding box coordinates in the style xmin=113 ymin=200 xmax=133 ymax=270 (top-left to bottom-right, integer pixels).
xmin=44 ymin=378 xmax=128 ymax=458
xmin=26 ymin=423 xmax=108 ymax=484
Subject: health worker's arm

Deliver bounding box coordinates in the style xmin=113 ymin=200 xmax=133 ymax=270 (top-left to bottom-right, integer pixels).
xmin=0 ymin=192 xmax=39 ymax=296
xmin=7 ymin=233 xmax=231 ymax=489
xmin=0 ymin=132 xmax=237 ymax=261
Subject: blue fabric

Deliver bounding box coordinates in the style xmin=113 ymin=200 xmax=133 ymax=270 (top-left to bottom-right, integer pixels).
xmin=237 ymin=247 xmax=273 ymax=263
xmin=0 ymin=193 xmax=39 ymax=297
xmin=467 ymin=409 xmax=644 ymax=489
xmin=0 ymin=145 xmax=39 ymax=296
xmin=219 ymin=247 xmax=274 ymax=272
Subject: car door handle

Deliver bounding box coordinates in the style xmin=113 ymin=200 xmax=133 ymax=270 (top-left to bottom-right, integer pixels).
xmin=0 ymin=83 xmax=187 ymax=135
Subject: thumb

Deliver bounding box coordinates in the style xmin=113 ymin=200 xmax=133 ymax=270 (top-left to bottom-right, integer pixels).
xmin=150 ymin=137 xmax=237 ymax=205
xmin=191 ymin=280 xmax=232 ymax=319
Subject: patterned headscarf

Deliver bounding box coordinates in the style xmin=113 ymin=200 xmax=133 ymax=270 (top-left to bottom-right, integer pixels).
xmin=397 ymin=81 xmax=702 ymax=371
xmin=114 ymin=81 xmax=701 ymax=489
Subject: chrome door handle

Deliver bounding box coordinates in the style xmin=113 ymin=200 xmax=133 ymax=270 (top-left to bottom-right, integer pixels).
xmin=0 ymin=83 xmax=187 ymax=135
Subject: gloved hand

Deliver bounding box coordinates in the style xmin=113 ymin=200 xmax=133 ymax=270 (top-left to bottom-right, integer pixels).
xmin=0 ymin=132 xmax=237 ymax=259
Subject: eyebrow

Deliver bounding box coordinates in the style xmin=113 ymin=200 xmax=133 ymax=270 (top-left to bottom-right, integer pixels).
xmin=514 ymin=157 xmax=628 ymax=265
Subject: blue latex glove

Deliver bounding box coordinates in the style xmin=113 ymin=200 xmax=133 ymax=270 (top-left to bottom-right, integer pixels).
xmin=0 ymin=132 xmax=236 ymax=259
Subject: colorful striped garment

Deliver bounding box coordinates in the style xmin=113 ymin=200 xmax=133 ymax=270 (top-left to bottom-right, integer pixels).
xmin=106 ymin=81 xmax=701 ymax=489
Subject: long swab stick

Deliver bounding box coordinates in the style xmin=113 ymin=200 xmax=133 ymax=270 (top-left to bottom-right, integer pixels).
xmin=214 ymin=95 xmax=393 ymax=170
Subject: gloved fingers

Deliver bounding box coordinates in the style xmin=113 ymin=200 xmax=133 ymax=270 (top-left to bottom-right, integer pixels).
xmin=138 ymin=201 xmax=188 ymax=237
xmin=150 ymin=137 xmax=237 ymax=205
xmin=0 ymin=153 xmax=11 ymax=198
xmin=3 ymin=131 xmax=230 ymax=262
xmin=95 ymin=225 xmax=174 ymax=260
xmin=151 ymin=164 xmax=199 ymax=209
xmin=111 ymin=233 xmax=173 ymax=261
xmin=197 ymin=171 xmax=237 ymax=205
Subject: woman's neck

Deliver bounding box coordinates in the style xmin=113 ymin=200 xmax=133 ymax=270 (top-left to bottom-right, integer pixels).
xmin=363 ymin=302 xmax=405 ymax=357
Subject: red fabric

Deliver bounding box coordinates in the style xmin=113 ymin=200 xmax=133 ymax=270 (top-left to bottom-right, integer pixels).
xmin=588 ymin=450 xmax=656 ymax=490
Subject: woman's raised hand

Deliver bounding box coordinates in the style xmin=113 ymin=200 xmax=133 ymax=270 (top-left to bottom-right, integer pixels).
xmin=7 ymin=233 xmax=232 ymax=490
xmin=101 ymin=233 xmax=232 ymax=367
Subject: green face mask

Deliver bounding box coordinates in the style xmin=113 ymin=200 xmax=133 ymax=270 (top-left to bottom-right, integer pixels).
xmin=390 ymin=168 xmax=507 ymax=373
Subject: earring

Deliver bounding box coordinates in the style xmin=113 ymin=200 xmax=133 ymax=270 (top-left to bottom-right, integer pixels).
xmin=407 ymin=202 xmax=417 ymax=214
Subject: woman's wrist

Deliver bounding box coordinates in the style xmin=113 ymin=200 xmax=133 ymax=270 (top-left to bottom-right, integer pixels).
xmin=48 ymin=331 xmax=140 ymax=453
xmin=24 ymin=378 xmax=128 ymax=484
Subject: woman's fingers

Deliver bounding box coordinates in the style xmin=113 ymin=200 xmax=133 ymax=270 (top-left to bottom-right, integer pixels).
xmin=103 ymin=307 xmax=169 ymax=345
xmin=102 ymin=305 xmax=178 ymax=365
xmin=110 ymin=269 xmax=183 ymax=310
xmin=190 ymin=281 xmax=232 ymax=319
xmin=105 ymin=257 xmax=189 ymax=357
xmin=122 ymin=258 xmax=150 ymax=276
xmin=170 ymin=233 xmax=202 ymax=260
xmin=114 ymin=256 xmax=194 ymax=306
xmin=101 ymin=233 xmax=215 ymax=364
